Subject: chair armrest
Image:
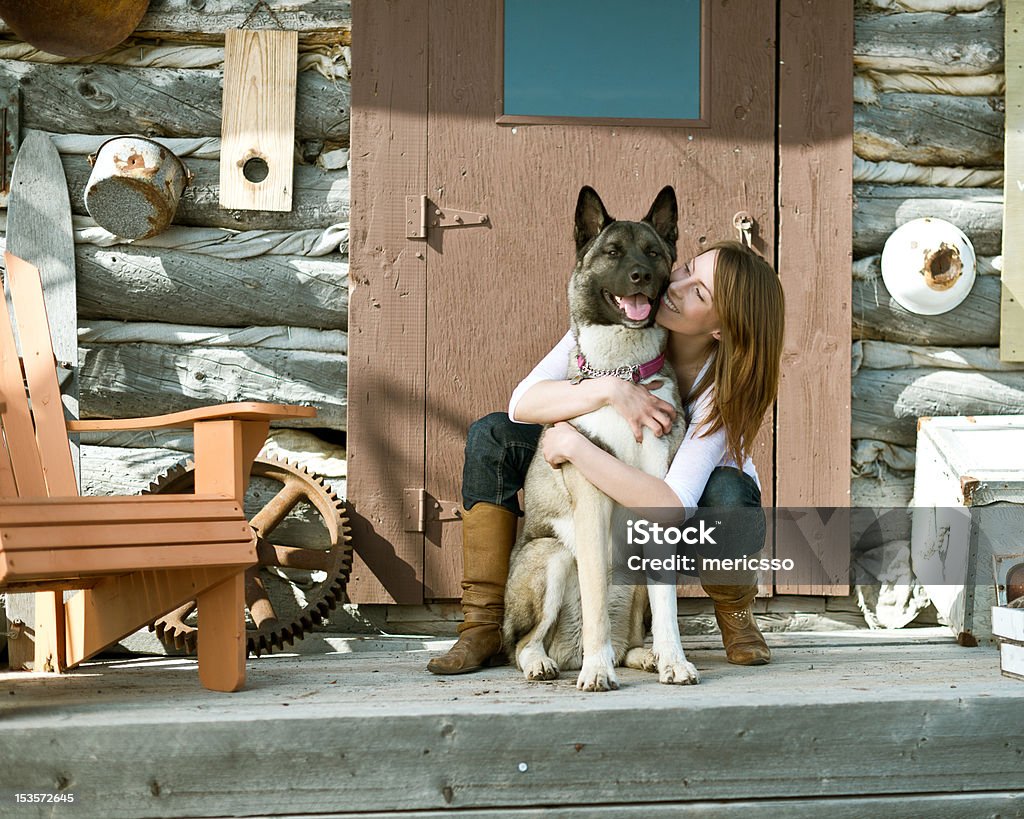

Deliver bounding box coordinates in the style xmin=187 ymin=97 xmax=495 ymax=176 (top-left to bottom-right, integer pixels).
xmin=66 ymin=402 xmax=316 ymax=432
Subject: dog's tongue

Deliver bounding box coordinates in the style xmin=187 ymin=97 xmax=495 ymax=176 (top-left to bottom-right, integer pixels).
xmin=617 ymin=294 xmax=651 ymax=321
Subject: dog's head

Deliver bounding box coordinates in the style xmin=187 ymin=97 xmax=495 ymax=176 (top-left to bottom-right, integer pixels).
xmin=569 ymin=185 xmax=678 ymax=329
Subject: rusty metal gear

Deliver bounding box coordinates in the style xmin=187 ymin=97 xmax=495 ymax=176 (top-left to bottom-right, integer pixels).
xmin=145 ymin=455 xmax=351 ymax=657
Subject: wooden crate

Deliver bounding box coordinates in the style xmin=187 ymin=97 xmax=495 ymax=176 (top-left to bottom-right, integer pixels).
xmin=912 ymin=416 xmax=1024 ymax=645
xmin=992 ymin=606 xmax=1024 ymax=681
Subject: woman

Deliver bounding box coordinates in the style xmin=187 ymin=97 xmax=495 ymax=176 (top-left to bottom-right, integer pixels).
xmin=428 ymin=240 xmax=785 ymax=675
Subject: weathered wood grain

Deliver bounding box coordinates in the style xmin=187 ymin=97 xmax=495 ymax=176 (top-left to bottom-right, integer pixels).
xmin=853 ymin=271 xmax=1001 ymax=345
xmin=854 ymin=94 xmax=1003 ymax=167
xmin=853 ymin=184 xmax=1002 ymax=256
xmin=75 ymin=244 xmax=347 ymax=329
xmin=346 ymin=0 xmax=429 ymax=604
xmin=777 ymin=0 xmax=852 ymax=510
xmin=854 ymin=157 xmax=1003 ymax=188
xmin=852 ymin=368 xmax=1024 ymax=445
xmin=79 ymin=344 xmax=346 ymax=430
xmin=0 ymin=1 xmax=352 ymax=45
xmin=220 ymin=29 xmax=297 ymax=211
xmin=137 ymin=0 xmax=351 ymax=44
xmin=61 ymin=154 xmax=350 ymax=231
xmin=79 ymin=322 xmax=347 ymax=354
xmin=859 ymin=0 xmax=999 ymax=10
xmin=293 ymin=793 xmax=1024 ymax=818
xmin=776 ymin=0 xmax=853 ymax=598
xmin=1002 ymin=0 xmax=1024 ymax=360
xmin=3 ymin=643 xmax=1024 ymax=814
xmin=856 ymin=340 xmax=1024 ymax=372
xmin=855 ymin=11 xmax=1004 ymax=75
xmin=852 ymin=473 xmax=915 ymax=508
xmin=0 ymin=60 xmax=349 ymax=144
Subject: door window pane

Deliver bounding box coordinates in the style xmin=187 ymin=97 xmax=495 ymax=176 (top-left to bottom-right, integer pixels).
xmin=502 ymin=0 xmax=703 ymax=122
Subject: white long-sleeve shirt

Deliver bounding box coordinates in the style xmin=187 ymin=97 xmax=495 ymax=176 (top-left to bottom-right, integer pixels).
xmin=508 ymin=331 xmax=759 ymax=517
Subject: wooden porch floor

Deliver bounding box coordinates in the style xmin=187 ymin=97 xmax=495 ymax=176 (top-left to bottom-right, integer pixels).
xmin=2 ymin=628 xmax=1023 ymax=818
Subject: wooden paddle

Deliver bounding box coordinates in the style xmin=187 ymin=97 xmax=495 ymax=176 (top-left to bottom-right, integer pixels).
xmin=4 ymin=129 xmax=79 ymax=670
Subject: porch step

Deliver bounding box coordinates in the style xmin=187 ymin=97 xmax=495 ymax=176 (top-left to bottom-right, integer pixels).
xmin=2 ymin=629 xmax=1022 ymax=818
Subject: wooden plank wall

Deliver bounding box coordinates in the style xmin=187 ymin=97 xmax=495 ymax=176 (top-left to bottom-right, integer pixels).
xmin=1002 ymin=3 xmax=1024 ymax=361
xmin=0 ymin=2 xmax=353 ymax=650
xmin=345 ymin=0 xmax=429 ymax=604
xmin=776 ymin=0 xmax=853 ymax=594
xmin=851 ymin=1 xmax=1019 ymax=515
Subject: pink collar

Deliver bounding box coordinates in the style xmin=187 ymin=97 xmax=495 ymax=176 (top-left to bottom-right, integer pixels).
xmin=576 ymin=351 xmax=666 ymax=384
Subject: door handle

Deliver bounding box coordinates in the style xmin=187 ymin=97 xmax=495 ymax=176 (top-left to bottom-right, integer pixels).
xmin=733 ymin=211 xmax=754 ymax=247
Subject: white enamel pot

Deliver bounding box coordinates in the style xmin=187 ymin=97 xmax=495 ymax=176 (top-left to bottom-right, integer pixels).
xmin=85 ymin=136 xmax=193 ymax=240
xmin=880 ymin=217 xmax=977 ymax=316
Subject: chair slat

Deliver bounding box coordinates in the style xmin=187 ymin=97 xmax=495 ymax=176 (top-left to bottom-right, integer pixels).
xmin=0 ymin=426 xmax=18 ymax=497
xmin=1 ymin=519 xmax=253 ymax=551
xmin=0 ymin=495 xmax=246 ymax=526
xmin=2 ymin=541 xmax=255 ymax=585
xmin=0 ymin=263 xmax=47 ymax=497
xmin=4 ymin=253 xmax=77 ymax=497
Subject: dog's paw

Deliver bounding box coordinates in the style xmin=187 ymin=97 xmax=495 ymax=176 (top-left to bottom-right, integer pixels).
xmin=523 ymin=656 xmax=559 ymax=682
xmin=623 ymin=647 xmax=659 ymax=672
xmin=576 ymin=658 xmax=619 ymax=692
xmin=658 ymin=657 xmax=700 ymax=686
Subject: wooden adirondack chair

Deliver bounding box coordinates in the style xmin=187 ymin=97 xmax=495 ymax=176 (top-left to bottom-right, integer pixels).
xmin=0 ymin=252 xmax=316 ymax=691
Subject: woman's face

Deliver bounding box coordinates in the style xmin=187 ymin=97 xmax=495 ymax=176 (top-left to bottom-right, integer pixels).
xmin=655 ymin=248 xmax=721 ymax=339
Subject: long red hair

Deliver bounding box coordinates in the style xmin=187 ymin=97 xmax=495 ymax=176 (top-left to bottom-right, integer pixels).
xmin=690 ymin=241 xmax=785 ymax=465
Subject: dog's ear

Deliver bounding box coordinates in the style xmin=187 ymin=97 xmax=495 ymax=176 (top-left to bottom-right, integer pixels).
xmin=643 ymin=186 xmax=679 ymax=253
xmin=575 ymin=186 xmax=614 ymax=252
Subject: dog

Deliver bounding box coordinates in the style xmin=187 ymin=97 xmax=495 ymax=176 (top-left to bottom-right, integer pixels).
xmin=503 ymin=186 xmax=700 ymax=691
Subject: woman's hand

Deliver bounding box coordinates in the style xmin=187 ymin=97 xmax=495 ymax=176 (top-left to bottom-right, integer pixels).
xmin=603 ymin=377 xmax=677 ymax=443
xmin=542 ymin=421 xmax=586 ymax=467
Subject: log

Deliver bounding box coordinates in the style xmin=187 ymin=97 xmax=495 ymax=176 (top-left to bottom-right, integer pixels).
xmin=80 ymin=445 xmax=189 ymax=497
xmin=853 ymin=269 xmax=1001 ymax=345
xmin=0 ymin=1 xmax=352 ymax=46
xmin=857 ymin=69 xmax=1005 ymax=99
xmin=859 ymin=0 xmax=998 ymax=11
xmin=1 ymin=60 xmax=349 ymax=144
xmin=74 ymin=245 xmax=348 ymax=329
xmin=3 ymin=213 xmax=350 ymax=256
xmin=854 ymin=94 xmax=1003 ymax=167
xmin=853 ymin=158 xmax=1002 ymax=188
xmin=136 ymin=1 xmax=351 ymax=45
xmin=80 ymin=322 xmax=347 ymax=354
xmin=855 ymin=11 xmax=1003 ymax=76
xmin=853 ymin=184 xmax=1003 ymax=256
xmin=856 ymin=340 xmax=1024 ymax=372
xmin=852 ymin=368 xmax=1024 ymax=445
xmin=61 ymin=154 xmax=350 ymax=231
xmin=79 ymin=343 xmax=347 ymax=430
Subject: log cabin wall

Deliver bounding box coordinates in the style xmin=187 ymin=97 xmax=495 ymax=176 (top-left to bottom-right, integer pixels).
xmin=0 ymin=1 xmax=1011 ymax=621
xmin=0 ymin=2 xmax=353 ymax=502
xmin=852 ymin=0 xmax=1016 ymax=511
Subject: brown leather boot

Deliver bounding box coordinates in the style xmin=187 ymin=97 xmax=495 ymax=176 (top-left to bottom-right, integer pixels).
xmin=702 ymin=583 xmax=771 ymax=666
xmin=426 ymin=502 xmax=517 ymax=675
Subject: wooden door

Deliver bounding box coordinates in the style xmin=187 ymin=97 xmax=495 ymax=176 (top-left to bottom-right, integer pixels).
xmin=349 ymin=0 xmax=778 ymax=602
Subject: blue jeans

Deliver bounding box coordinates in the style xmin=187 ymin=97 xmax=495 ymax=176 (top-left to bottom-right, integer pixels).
xmin=462 ymin=412 xmax=765 ymax=559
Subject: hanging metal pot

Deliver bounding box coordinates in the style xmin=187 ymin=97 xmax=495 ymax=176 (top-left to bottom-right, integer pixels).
xmin=0 ymin=0 xmax=150 ymax=58
xmin=880 ymin=217 xmax=977 ymax=316
xmin=85 ymin=136 xmax=193 ymax=240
